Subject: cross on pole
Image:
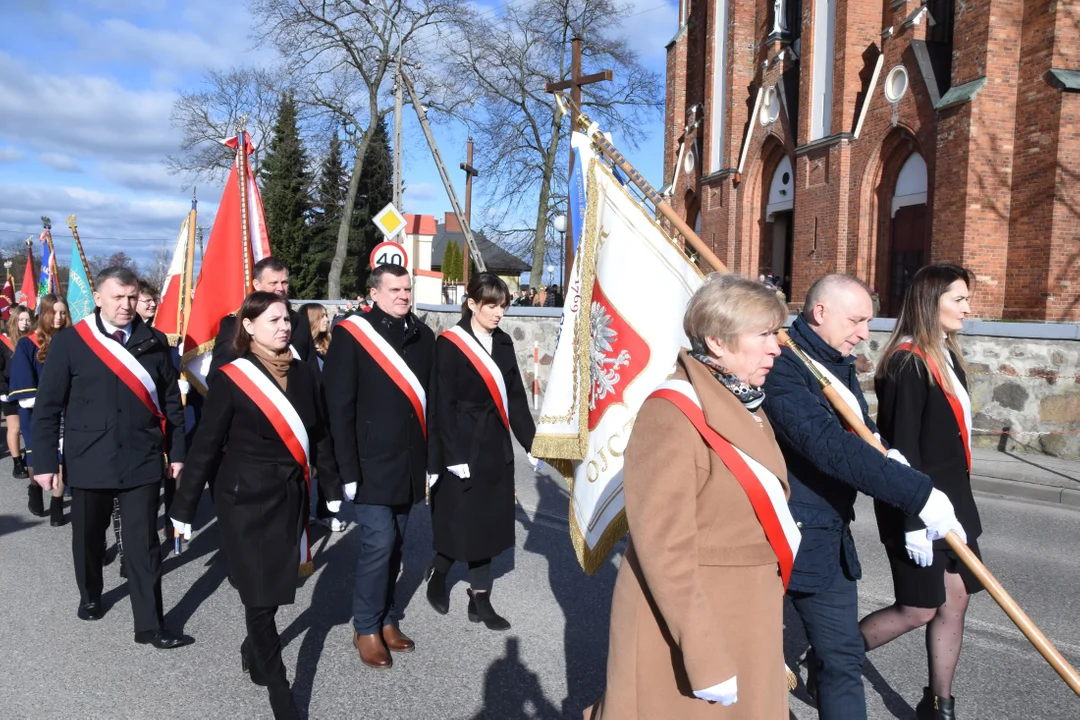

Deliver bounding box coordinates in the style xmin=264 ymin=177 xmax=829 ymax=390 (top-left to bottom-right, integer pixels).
xmin=460 ymin=137 xmax=479 ymax=289
xmin=545 ymin=37 xmax=612 ymax=288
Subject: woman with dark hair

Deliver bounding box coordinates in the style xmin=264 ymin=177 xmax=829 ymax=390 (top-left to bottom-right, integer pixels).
xmin=425 ymin=272 xmax=536 ymax=629
xmin=11 ymin=295 xmax=69 ymax=523
xmin=1 ymin=305 xmax=33 ymax=479
xmin=859 ymin=263 xmax=982 ymax=720
xmin=170 ymin=291 xmax=343 ymax=719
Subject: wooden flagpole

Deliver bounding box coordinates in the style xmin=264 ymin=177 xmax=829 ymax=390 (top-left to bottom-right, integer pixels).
xmin=66 ymin=215 xmax=95 ymax=293
xmin=555 ymin=95 xmax=1080 ymax=697
xmin=179 ymin=191 xmax=198 ymax=340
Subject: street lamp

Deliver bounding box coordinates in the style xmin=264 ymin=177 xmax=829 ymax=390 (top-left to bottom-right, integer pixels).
xmin=546 ymin=265 xmax=555 ymax=286
xmin=552 ymin=214 xmax=567 ymax=287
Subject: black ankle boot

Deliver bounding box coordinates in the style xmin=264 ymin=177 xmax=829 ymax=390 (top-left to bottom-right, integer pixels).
xmin=916 ymin=687 xmax=955 ymax=720
xmin=27 ymin=482 xmax=46 ymax=517
xmin=49 ymin=496 xmax=66 ymax=526
xmin=267 ymin=683 xmax=300 ymax=720
xmin=241 ymin=638 xmax=268 ymax=686
xmin=426 ymin=568 xmax=449 ymax=615
xmin=467 ymin=589 xmax=510 ymax=631
xmin=12 ymin=454 xmax=28 ymax=479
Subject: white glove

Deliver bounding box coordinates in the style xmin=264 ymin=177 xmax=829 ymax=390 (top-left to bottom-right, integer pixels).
xmin=343 ymin=482 xmax=357 ymax=501
xmin=427 ymin=473 xmax=439 ymax=488
xmin=171 ymin=518 xmax=192 ymax=540
xmin=917 ymin=488 xmax=967 ymax=544
xmin=887 ymin=448 xmax=910 ymax=466
xmin=526 ymin=453 xmax=541 ymax=470
xmin=0 ymin=394 xmax=8 ymax=403
xmin=178 ymin=379 xmax=191 ymax=396
xmin=447 ymin=464 xmax=470 ymax=479
xmin=905 ymin=529 xmax=934 ymax=567
xmin=325 ymin=500 xmax=341 ymax=513
xmin=693 ymin=675 xmax=737 ymax=706
xmin=18 ymin=397 xmax=34 ymax=409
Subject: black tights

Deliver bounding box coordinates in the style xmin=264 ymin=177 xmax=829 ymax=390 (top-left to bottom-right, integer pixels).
xmin=245 ymin=605 xmax=288 ymax=688
xmin=433 ymin=553 xmax=493 ymax=592
xmin=859 ymin=570 xmax=971 ymax=698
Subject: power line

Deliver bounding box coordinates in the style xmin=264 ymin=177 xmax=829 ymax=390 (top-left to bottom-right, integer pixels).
xmin=0 ymin=228 xmax=174 ymax=243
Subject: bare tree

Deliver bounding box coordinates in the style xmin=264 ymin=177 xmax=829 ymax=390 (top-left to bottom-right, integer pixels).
xmin=251 ymin=0 xmax=473 ymax=298
xmin=167 ymin=66 xmax=284 ymax=185
xmin=445 ymin=0 xmax=663 ymax=283
xmin=142 ymin=243 xmax=173 ymax=295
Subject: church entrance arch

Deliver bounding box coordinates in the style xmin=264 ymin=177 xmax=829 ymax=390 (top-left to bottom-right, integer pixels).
xmin=762 ymin=155 xmax=794 ymax=298
xmin=886 ymin=152 xmax=928 ymax=314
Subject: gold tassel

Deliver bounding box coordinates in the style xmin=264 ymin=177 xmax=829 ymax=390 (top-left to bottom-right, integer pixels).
xmin=298 ymin=561 xmax=314 ymax=579
xmin=786 ymin=664 xmax=798 ymax=692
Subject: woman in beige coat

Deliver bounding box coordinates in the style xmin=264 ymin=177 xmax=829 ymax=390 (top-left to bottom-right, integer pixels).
xmin=587 ymin=275 xmax=800 ymax=719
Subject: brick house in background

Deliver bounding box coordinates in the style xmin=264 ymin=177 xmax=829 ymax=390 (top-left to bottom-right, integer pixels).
xmin=664 ymin=0 xmax=1079 ymax=319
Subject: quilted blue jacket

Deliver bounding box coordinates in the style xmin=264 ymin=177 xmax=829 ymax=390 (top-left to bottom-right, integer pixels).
xmin=762 ymin=316 xmax=933 ymax=593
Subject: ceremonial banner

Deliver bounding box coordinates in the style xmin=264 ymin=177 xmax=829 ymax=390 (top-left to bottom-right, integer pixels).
xmin=66 ymin=240 xmax=94 ymax=324
xmin=0 ymin=276 xmax=15 ymax=320
xmin=181 ymin=131 xmax=270 ymax=392
xmin=532 ymin=153 xmax=704 ymax=575
xmin=37 ymin=230 xmax=60 ymax=299
xmin=20 ymin=243 xmax=37 ymax=311
xmin=155 ymin=203 xmax=196 ymax=346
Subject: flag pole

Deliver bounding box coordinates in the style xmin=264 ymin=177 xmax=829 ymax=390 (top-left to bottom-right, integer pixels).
xmin=554 ymin=94 xmax=1080 ymax=697
xmin=179 ymin=189 xmax=198 ymax=340
xmin=66 ymin=215 xmax=95 ymax=293
xmin=235 ymin=121 xmax=253 ymax=292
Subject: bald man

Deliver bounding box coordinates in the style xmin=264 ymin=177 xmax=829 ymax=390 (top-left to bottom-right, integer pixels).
xmin=762 ymin=275 xmax=965 ymax=719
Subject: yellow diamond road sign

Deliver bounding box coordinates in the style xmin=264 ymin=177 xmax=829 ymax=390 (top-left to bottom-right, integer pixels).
xmin=373 ymin=202 xmax=406 ymax=240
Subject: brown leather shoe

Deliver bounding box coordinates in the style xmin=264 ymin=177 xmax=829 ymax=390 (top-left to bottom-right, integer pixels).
xmin=353 ymin=630 xmax=392 ymax=669
xmin=381 ymin=624 xmax=415 ymax=653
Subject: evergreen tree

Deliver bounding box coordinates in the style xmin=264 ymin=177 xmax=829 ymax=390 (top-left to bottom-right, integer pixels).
xmin=260 ymin=92 xmax=312 ymax=280
xmin=344 ymin=118 xmax=394 ymax=297
xmin=442 ymin=240 xmax=461 ymax=283
xmin=295 ymin=132 xmax=348 ymax=299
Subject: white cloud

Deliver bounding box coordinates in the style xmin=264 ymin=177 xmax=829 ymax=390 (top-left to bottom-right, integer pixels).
xmin=0 ymin=146 xmax=24 ymax=163
xmin=39 ymin=153 xmax=84 ymax=173
xmin=99 ymin=161 xmax=186 ymax=194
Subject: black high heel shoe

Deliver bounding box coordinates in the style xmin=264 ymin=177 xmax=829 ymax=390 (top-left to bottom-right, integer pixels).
xmin=241 ymin=639 xmax=268 ymax=686
xmin=915 ymin=687 xmax=955 ymax=720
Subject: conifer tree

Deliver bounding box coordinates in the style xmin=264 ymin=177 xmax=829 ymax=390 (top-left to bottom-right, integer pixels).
xmin=344 ymin=118 xmax=393 ymax=297
xmin=295 ymin=132 xmax=347 ymax=299
xmin=260 ymin=92 xmax=312 ymax=279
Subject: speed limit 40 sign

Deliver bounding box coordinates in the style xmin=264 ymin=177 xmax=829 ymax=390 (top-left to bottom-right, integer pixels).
xmin=370 ymin=241 xmax=410 ymax=271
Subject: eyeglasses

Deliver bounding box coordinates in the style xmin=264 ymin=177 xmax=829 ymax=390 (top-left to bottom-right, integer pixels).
xmin=138 ymin=298 xmax=157 ymax=306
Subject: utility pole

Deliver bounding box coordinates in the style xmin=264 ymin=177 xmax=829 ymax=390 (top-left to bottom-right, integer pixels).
xmin=545 ymin=37 xmax=612 ymax=286
xmin=197 ymin=226 xmax=206 ymax=262
xmin=460 ymin=137 xmax=479 ymax=289
xmin=392 ymin=60 xmax=404 ymax=209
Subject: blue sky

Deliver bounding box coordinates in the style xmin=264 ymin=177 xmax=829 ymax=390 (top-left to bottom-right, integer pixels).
xmin=0 ymin=0 xmax=676 ymax=275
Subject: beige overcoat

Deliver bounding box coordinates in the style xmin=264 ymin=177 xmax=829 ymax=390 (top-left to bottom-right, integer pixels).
xmin=586 ymin=351 xmax=791 ymax=719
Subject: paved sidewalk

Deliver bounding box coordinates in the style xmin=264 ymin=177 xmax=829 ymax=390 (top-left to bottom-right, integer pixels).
xmin=971 ymin=447 xmax=1080 ymax=507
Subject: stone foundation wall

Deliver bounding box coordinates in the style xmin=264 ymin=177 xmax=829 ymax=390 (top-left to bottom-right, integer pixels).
xmin=415 ymin=305 xmax=1080 ymax=459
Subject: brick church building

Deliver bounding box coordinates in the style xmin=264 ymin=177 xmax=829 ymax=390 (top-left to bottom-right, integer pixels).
xmin=663 ymin=0 xmax=1079 ymax=319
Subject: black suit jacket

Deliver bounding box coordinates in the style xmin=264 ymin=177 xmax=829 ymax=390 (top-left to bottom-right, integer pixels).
xmin=32 ymin=312 xmax=186 ymax=489
xmin=208 ymin=306 xmax=315 ymax=385
xmin=323 ymin=304 xmax=438 ymax=506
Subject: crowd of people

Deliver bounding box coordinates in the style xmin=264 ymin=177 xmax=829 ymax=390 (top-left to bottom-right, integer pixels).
xmin=11 ymin=254 xmax=982 ymax=720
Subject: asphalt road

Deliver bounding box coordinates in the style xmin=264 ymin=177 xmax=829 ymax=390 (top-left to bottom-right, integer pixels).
xmin=1 ymin=446 xmax=1078 ymax=719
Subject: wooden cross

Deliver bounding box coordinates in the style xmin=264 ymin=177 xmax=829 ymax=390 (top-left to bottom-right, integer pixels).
xmin=545 ymin=37 xmax=612 ymax=287
xmin=460 ymin=137 xmax=479 ymax=289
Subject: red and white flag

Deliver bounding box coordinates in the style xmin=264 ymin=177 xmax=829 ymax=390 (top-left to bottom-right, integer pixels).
xmin=531 ymin=137 xmax=704 ymax=574
xmin=181 ymin=132 xmax=270 ymax=392
xmin=155 ymin=200 xmax=197 ymax=346
xmin=19 ymin=243 xmax=36 ymax=312
xmin=0 ymin=275 xmax=15 ymax=321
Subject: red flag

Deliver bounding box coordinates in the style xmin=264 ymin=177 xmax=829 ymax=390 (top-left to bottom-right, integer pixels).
xmin=19 ymin=244 xmax=37 ymax=312
xmin=181 ymin=131 xmax=270 ymax=392
xmin=0 ymin=276 xmax=15 ymax=321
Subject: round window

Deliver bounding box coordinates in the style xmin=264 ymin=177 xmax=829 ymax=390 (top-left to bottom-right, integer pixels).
xmin=760 ymin=86 xmax=781 ymax=125
xmin=885 ymin=66 xmax=909 ymax=103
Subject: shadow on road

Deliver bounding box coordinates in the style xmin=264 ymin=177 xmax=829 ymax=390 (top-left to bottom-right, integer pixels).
xmin=0 ymin=512 xmax=37 ymax=538
xmin=472 ymin=636 xmax=560 ymax=719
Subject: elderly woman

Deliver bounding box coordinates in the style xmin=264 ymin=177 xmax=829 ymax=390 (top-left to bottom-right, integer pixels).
xmin=587 ymin=275 xmax=800 ymax=719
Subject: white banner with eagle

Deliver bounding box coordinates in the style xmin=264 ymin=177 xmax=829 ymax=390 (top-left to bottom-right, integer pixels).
xmin=531 ymin=141 xmax=704 ymax=574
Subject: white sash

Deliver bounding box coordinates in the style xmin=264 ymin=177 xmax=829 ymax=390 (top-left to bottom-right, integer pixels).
xmin=443 ymin=326 xmax=510 ymax=430
xmin=943 ymin=352 xmax=972 ymax=452
xmin=226 ymin=358 xmax=310 ymax=464
xmin=807 ymin=358 xmax=864 ymax=424
xmin=77 ymin=317 xmax=163 ymax=417
xmin=343 ymin=315 xmax=427 ymax=417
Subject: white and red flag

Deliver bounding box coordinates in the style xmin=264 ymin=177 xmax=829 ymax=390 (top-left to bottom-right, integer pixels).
xmin=0 ymin=275 xmax=15 ymax=321
xmin=181 ymin=132 xmax=271 ymax=392
xmin=155 ymin=197 xmax=198 ymax=346
xmin=531 ymin=134 xmax=705 ymax=574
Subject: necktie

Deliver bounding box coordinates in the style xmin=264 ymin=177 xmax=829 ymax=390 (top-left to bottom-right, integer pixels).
xmin=112 ymin=330 xmax=125 ymax=345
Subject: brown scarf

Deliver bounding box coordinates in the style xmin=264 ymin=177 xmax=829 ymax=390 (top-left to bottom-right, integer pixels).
xmin=250 ymin=344 xmax=292 ymax=391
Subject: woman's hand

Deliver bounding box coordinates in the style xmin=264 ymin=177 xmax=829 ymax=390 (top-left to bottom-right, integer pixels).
xmin=693 ymin=675 xmax=737 ymax=705
xmin=447 ymin=464 xmax=470 ymax=480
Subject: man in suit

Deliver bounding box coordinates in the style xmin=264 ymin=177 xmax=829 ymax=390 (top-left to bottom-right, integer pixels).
xmin=761 ymin=274 xmax=966 ymax=719
xmin=207 ymin=256 xmax=314 ymax=384
xmin=323 ymin=264 xmax=438 ymax=670
xmin=32 ymin=266 xmax=189 ymax=649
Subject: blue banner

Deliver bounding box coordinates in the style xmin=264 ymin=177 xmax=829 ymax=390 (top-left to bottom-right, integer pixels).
xmin=569 ymin=132 xmax=588 ymax=253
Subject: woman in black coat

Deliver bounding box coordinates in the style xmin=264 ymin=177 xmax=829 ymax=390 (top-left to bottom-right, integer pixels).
xmin=171 ymin=292 xmax=342 ymax=720
xmin=425 ymin=273 xmax=536 ymax=630
xmin=859 ymin=264 xmax=982 ymax=720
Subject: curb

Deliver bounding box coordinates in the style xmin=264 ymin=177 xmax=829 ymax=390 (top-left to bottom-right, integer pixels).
xmin=971 ymin=475 xmax=1080 ymax=509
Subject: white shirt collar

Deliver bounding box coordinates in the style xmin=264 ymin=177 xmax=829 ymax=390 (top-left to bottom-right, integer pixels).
xmin=100 ymin=316 xmax=132 ymax=344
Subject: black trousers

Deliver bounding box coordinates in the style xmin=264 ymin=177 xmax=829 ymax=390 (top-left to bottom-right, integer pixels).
xmin=433 ymin=552 xmax=493 ymax=592
xmin=72 ymin=483 xmax=163 ymax=633
xmin=245 ymin=605 xmax=287 ymax=688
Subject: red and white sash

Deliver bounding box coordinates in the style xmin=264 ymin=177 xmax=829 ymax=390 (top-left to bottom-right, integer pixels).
xmin=441 ymin=326 xmax=510 ymax=432
xmin=649 ymin=379 xmax=801 ymax=589
xmin=897 ymin=342 xmax=972 ymax=472
xmin=340 ymin=315 xmax=427 ymax=438
xmin=220 ymin=358 xmax=313 ymax=566
xmin=0 ymin=334 xmax=12 ymax=352
xmin=76 ymin=318 xmax=165 ymax=432
xmin=28 ymin=333 xmax=40 ymax=349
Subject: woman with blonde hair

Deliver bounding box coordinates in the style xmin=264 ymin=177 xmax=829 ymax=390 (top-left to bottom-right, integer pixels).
xmin=300 ymin=302 xmax=331 ymax=370
xmin=1 ymin=305 xmax=33 ymax=479
xmin=859 ymin=264 xmax=982 ymax=720
xmin=11 ymin=295 xmax=70 ymax=523
xmin=587 ymin=275 xmax=800 ymax=719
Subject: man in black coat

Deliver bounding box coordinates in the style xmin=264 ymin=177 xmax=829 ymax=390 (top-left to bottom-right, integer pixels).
xmin=32 ymin=266 xmax=190 ymax=649
xmin=323 ymin=264 xmax=438 ymax=670
xmin=761 ymin=274 xmax=966 ymax=719
xmin=207 ymin=256 xmax=315 ymax=385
